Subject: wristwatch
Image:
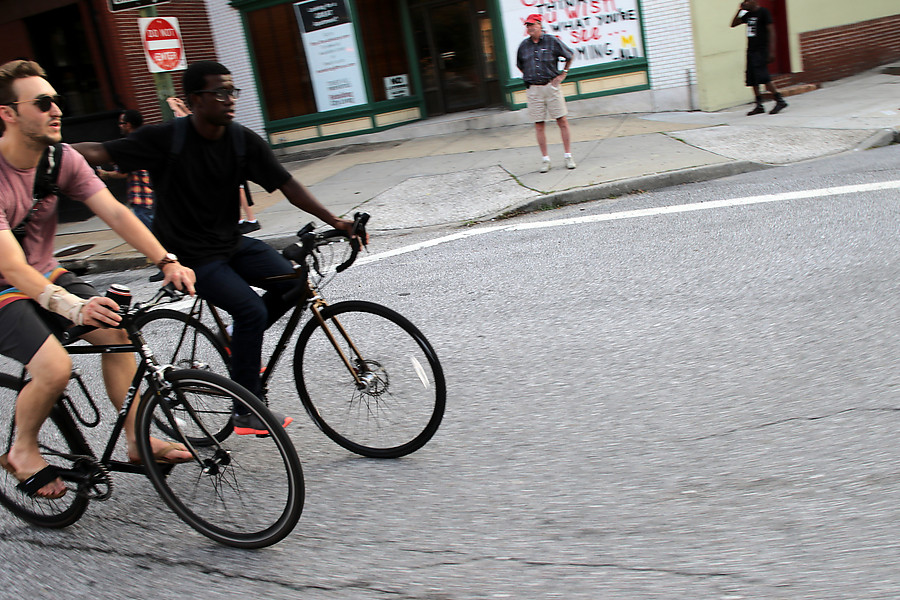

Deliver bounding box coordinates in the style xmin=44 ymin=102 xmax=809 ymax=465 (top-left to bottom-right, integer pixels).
xmin=157 ymin=252 xmax=179 ymax=269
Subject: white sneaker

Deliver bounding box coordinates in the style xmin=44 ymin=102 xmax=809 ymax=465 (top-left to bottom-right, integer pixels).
xmin=540 ymin=158 xmax=551 ymax=173
xmin=565 ymin=156 xmax=577 ymax=170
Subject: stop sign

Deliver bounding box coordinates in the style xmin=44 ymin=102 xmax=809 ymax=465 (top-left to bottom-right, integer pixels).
xmin=139 ymin=16 xmax=187 ymax=73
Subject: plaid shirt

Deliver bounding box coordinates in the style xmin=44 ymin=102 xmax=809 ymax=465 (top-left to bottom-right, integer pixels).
xmin=127 ymin=169 xmax=154 ymax=208
xmin=517 ymin=34 xmax=574 ymax=83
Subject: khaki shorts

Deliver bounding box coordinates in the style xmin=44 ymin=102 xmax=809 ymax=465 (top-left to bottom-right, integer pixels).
xmin=526 ymin=83 xmax=568 ymax=122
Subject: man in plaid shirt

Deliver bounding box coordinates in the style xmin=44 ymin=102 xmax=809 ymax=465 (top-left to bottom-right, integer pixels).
xmin=97 ymin=110 xmax=155 ymax=229
xmin=516 ymin=13 xmax=576 ymax=173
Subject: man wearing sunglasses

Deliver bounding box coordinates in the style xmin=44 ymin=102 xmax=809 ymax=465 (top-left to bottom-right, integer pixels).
xmin=74 ymin=61 xmax=356 ymax=436
xmin=0 ymin=60 xmax=196 ymax=499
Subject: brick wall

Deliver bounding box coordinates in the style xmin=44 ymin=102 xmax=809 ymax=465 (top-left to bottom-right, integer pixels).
xmin=96 ymin=0 xmax=218 ymax=123
xmin=797 ymin=14 xmax=900 ymax=84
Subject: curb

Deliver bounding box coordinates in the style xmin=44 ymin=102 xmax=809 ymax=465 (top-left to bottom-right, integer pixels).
xmin=501 ymin=161 xmax=770 ymax=217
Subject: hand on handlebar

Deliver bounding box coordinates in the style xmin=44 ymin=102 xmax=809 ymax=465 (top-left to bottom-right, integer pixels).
xmin=160 ymin=263 xmax=196 ymax=296
xmin=332 ymin=215 xmax=369 ymax=246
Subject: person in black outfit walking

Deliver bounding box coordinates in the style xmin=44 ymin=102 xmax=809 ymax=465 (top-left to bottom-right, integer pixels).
xmin=731 ymin=0 xmax=787 ymax=115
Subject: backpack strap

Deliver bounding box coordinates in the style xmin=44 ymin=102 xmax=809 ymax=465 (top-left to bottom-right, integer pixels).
xmin=12 ymin=143 xmax=64 ymax=244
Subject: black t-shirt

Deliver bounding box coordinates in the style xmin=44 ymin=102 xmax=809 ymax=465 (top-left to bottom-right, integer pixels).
xmin=742 ymin=7 xmax=772 ymax=53
xmin=103 ymin=119 xmax=291 ymax=264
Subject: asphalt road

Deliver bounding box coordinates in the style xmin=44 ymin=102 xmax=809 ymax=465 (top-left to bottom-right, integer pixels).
xmin=1 ymin=144 xmax=898 ymax=599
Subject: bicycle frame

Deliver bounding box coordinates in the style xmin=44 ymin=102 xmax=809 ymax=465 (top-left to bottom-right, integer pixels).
xmin=5 ymin=317 xmax=181 ymax=492
xmin=176 ymin=272 xmax=369 ymax=396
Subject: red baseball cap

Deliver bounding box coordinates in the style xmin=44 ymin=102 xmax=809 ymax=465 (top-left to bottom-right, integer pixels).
xmin=524 ymin=14 xmax=542 ymax=24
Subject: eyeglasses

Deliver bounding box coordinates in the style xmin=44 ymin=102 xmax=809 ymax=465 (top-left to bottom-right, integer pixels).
xmin=195 ymin=88 xmax=241 ymax=102
xmin=6 ymin=94 xmax=65 ymax=113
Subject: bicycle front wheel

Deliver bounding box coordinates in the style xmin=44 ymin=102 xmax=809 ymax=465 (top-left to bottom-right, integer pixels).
xmin=0 ymin=374 xmax=89 ymax=528
xmin=137 ymin=369 xmax=304 ymax=549
xmin=135 ymin=309 xmax=233 ymax=443
xmin=294 ymin=301 xmax=446 ymax=458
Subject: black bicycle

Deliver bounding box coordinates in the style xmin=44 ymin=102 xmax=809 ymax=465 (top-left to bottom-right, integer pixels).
xmin=135 ymin=213 xmax=446 ymax=459
xmin=0 ymin=286 xmax=304 ymax=549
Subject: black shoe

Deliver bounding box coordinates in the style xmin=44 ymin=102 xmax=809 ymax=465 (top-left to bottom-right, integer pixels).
xmin=238 ymin=220 xmax=261 ymax=234
xmin=746 ymin=105 xmax=765 ymax=116
xmin=769 ymin=100 xmax=788 ymax=115
xmin=232 ymin=410 xmax=293 ymax=436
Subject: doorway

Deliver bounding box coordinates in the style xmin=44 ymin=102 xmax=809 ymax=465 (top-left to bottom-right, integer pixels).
xmin=412 ymin=0 xmax=499 ymax=116
xmin=758 ymin=0 xmax=790 ymax=74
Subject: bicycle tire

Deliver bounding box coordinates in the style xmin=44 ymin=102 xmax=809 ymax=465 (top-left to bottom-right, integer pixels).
xmin=135 ymin=309 xmax=233 ymax=443
xmin=293 ymin=300 xmax=446 ymax=458
xmin=137 ymin=369 xmax=304 ymax=549
xmin=0 ymin=374 xmax=90 ymax=528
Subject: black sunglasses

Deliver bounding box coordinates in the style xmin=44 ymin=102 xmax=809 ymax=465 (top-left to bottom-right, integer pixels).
xmin=195 ymin=88 xmax=240 ymax=102
xmin=6 ymin=94 xmax=65 ymax=113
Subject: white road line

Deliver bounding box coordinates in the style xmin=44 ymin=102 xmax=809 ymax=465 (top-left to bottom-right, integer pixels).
xmin=356 ymin=180 xmax=900 ymax=266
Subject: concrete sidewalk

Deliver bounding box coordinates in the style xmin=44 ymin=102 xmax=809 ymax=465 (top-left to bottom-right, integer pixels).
xmin=55 ymin=62 xmax=900 ymax=273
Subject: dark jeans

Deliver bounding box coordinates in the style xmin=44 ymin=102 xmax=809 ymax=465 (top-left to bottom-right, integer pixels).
xmin=191 ymin=236 xmax=296 ymax=401
xmin=132 ymin=204 xmax=154 ymax=230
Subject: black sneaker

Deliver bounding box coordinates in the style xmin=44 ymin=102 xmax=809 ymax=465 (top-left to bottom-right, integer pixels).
xmin=232 ymin=410 xmax=293 ymax=436
xmin=746 ymin=105 xmax=765 ymax=116
xmin=769 ymin=100 xmax=788 ymax=115
xmin=238 ymin=220 xmax=261 ymax=234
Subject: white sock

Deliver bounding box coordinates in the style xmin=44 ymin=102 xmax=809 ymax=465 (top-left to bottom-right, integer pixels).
xmin=542 ymin=156 xmax=551 ymax=162
xmin=564 ymin=153 xmax=572 ymax=158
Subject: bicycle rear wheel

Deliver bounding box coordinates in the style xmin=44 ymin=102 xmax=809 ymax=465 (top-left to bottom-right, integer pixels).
xmin=0 ymin=374 xmax=89 ymax=528
xmin=135 ymin=309 xmax=233 ymax=443
xmin=137 ymin=369 xmax=304 ymax=549
xmin=293 ymin=300 xmax=446 ymax=458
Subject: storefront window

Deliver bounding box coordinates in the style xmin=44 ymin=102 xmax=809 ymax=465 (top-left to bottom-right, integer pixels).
xmin=247 ymin=3 xmax=316 ymax=120
xmin=246 ymin=0 xmax=412 ymax=120
xmin=25 ymin=5 xmax=103 ymax=117
xmin=356 ymin=0 xmax=410 ymax=103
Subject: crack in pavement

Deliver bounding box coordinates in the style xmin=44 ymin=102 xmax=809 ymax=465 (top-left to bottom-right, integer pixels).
xmin=691 ymin=406 xmax=900 ymax=441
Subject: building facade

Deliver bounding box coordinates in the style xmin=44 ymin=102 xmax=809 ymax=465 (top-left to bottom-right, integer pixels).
xmin=230 ymin=0 xmax=703 ymax=149
xmin=690 ymin=0 xmax=900 ymax=111
xmin=0 ymin=0 xmax=897 ymax=150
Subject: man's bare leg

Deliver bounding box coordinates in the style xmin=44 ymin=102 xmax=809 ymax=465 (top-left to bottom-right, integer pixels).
xmin=6 ymin=337 xmax=70 ymax=497
xmin=557 ymin=116 xmax=571 ymax=154
xmin=82 ymin=328 xmax=190 ymax=463
xmin=535 ymin=121 xmax=548 ymax=156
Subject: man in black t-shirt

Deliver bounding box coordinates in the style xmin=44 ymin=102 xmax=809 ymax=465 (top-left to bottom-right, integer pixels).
xmin=731 ymin=0 xmax=787 ymax=115
xmin=74 ymin=61 xmax=355 ymax=436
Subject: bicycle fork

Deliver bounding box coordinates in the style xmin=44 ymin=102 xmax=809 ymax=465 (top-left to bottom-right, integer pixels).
xmin=308 ymin=300 xmax=371 ymax=391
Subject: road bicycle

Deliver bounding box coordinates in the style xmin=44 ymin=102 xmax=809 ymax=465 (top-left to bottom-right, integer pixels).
xmin=136 ymin=213 xmax=446 ymax=459
xmin=0 ymin=286 xmax=304 ymax=549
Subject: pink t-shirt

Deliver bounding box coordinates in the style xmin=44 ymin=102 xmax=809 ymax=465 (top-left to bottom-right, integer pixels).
xmin=0 ymin=144 xmax=106 ymax=288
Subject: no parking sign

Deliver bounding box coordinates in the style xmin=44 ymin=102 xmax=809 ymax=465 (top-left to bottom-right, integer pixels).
xmin=139 ymin=16 xmax=187 ymax=73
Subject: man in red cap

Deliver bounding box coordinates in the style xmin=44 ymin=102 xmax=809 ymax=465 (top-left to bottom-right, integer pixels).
xmin=516 ymin=13 xmax=576 ymax=173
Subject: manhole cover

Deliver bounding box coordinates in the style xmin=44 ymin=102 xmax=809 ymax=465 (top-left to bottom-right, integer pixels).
xmin=54 ymin=243 xmax=95 ymax=258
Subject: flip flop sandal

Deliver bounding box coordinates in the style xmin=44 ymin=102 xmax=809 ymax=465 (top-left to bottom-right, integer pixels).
xmin=0 ymin=453 xmax=67 ymax=500
xmin=128 ymin=441 xmax=192 ymax=465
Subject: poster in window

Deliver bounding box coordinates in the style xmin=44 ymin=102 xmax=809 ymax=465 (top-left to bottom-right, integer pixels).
xmin=500 ymin=0 xmax=645 ymax=80
xmin=294 ymin=0 xmax=367 ymax=111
